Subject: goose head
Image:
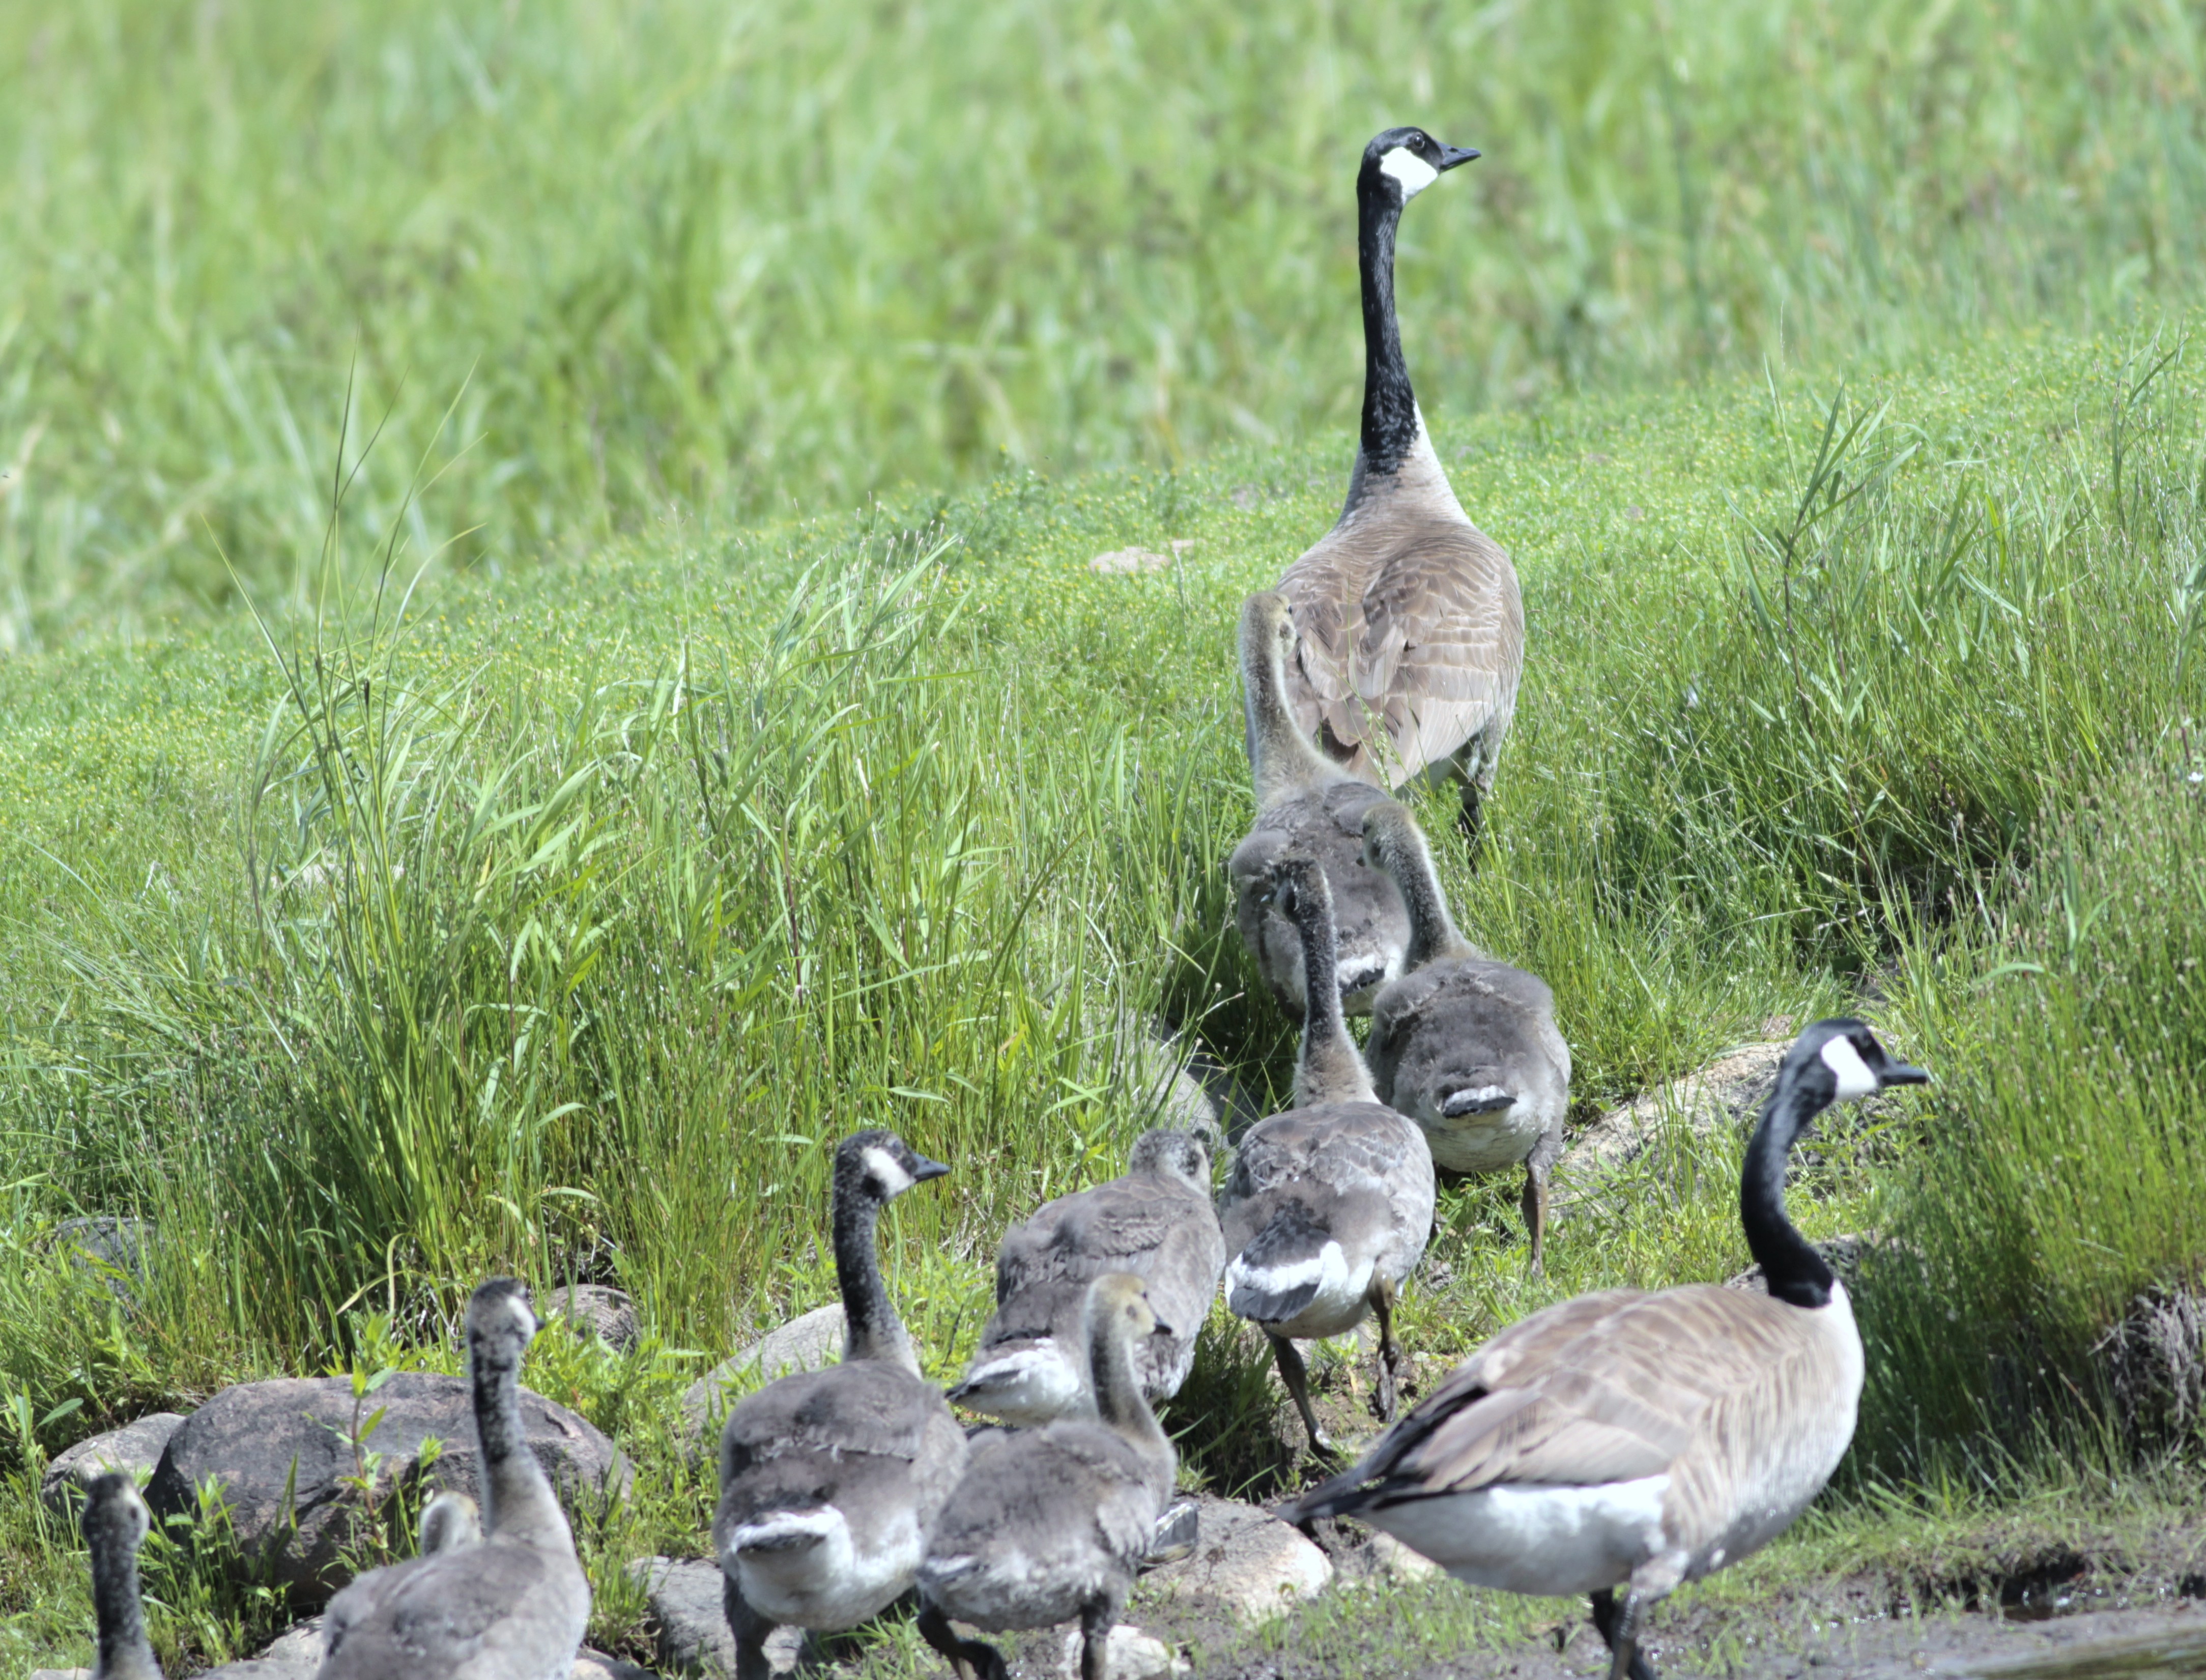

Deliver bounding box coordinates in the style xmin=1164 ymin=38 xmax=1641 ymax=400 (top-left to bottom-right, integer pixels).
xmin=836 ymin=1127 xmax=951 ymax=1210
xmin=466 ymin=1276 xmax=540 ymax=1364
xmin=1360 ymin=126 xmax=1480 ymax=208
xmin=81 ymin=1470 xmax=151 ymax=1566
xmin=1086 ymin=1272 xmax=1170 ymax=1345
xmin=1784 ymin=1019 xmax=1930 ymax=1113
xmin=418 ymin=1490 xmax=481 ymax=1556
xmin=1127 ymin=1128 xmax=1212 ymax=1194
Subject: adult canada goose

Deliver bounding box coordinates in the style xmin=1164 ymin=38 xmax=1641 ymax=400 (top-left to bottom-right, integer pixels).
xmin=953 ymin=1128 xmax=1224 ymax=1427
xmin=1221 ymin=856 xmax=1436 ymax=1455
xmin=1230 ymin=590 xmax=1411 ymax=1018
xmin=1360 ymin=798 xmax=1569 ymax=1270
xmin=714 ymin=1131 xmax=969 ymax=1680
xmin=80 ymin=1471 xmax=161 ymax=1680
xmin=1284 ymin=1020 xmax=1929 ymax=1680
xmin=917 ymin=1274 xmax=1178 ymax=1680
xmin=318 ymin=1278 xmax=590 ymax=1680
xmin=1274 ymin=128 xmax=1525 ymax=836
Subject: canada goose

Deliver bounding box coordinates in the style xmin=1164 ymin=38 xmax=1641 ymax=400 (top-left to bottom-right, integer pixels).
xmin=917 ymin=1273 xmax=1177 ymax=1680
xmin=1284 ymin=1020 xmax=1929 ymax=1680
xmin=1221 ymin=856 xmax=1436 ymax=1455
xmin=1230 ymin=590 xmax=1412 ymax=1018
xmin=715 ymin=1131 xmax=969 ymax=1680
xmin=1360 ymin=797 xmax=1569 ymax=1270
xmin=953 ymin=1128 xmax=1224 ymax=1427
xmin=318 ymin=1278 xmax=590 ymax=1680
xmin=1274 ymin=128 xmax=1525 ymax=836
xmin=80 ymin=1471 xmax=161 ymax=1680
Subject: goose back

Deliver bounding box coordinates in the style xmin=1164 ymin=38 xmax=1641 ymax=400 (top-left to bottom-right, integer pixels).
xmin=1367 ymin=957 xmax=1569 ymax=1176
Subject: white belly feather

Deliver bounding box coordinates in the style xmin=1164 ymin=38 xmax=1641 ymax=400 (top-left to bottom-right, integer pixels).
xmin=1367 ymin=1477 xmax=1671 ymax=1598
xmin=725 ymin=1504 xmax=922 ymax=1629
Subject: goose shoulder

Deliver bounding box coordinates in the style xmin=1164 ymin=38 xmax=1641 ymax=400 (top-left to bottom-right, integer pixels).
xmin=722 ymin=1359 xmax=950 ymax=1466
xmin=997 ymin=1174 xmax=1216 ymax=1288
xmin=318 ymin=1539 xmax=584 ymax=1678
xmin=1370 ymin=1284 xmax=1860 ymax=1501
xmin=1228 ymin=1102 xmax=1430 ymax=1196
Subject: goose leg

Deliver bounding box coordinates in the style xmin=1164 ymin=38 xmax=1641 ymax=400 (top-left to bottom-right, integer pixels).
xmin=1368 ymin=1278 xmax=1403 ymax=1422
xmin=723 ymin=1577 xmax=778 ymax=1680
xmin=1266 ymin=1333 xmax=1336 ymax=1461
xmin=1079 ymin=1598 xmax=1116 ymax=1680
xmin=918 ymin=1601 xmax=1007 ymax=1680
xmin=1522 ymin=1165 xmax=1550 ymax=1277
xmin=1589 ymin=1588 xmax=1658 ymax=1680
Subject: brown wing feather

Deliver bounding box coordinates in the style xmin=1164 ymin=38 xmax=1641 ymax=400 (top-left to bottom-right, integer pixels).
xmin=1277 ymin=517 xmax=1524 ymax=787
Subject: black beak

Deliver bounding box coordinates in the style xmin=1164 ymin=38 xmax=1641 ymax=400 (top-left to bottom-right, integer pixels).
xmin=911 ymin=1154 xmax=952 ymax=1182
xmin=1151 ymin=1317 xmax=1176 ymax=1340
xmin=1439 ymin=144 xmax=1481 ymax=171
xmin=1879 ymin=1063 xmax=1931 ymax=1088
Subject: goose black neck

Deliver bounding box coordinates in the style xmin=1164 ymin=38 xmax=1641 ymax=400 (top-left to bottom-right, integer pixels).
xmin=1741 ymin=1071 xmax=1837 ymax=1309
xmin=834 ymin=1188 xmax=910 ymax=1369
xmin=91 ymin=1540 xmax=152 ymax=1676
xmin=470 ymin=1337 xmax=527 ymax=1526
xmin=1356 ymin=178 xmax=1419 ymax=481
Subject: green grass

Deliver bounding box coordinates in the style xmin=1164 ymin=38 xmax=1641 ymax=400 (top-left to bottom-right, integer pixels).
xmin=6 ymin=1 xmax=2206 ymax=1673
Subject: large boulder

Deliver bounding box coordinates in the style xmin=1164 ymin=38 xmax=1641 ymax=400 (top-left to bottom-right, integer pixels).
xmin=629 ymin=1556 xmax=802 ymax=1676
xmin=147 ymin=1372 xmax=625 ymax=1607
xmin=678 ymin=1304 xmax=845 ymax=1460
xmin=39 ymin=1412 xmax=187 ymax=1515
xmin=1138 ymin=1497 xmax=1333 ymax=1622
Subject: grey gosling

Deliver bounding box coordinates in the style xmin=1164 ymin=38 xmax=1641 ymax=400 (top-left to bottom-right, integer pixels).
xmin=418 ymin=1490 xmax=482 ymax=1556
xmin=1229 ymin=590 xmax=1410 ymax=1017
xmin=953 ymin=1127 xmax=1224 ymax=1427
xmin=81 ymin=1471 xmax=160 ymax=1680
xmin=1285 ymin=1020 xmax=1929 ymax=1680
xmin=918 ymin=1273 xmax=1178 ymax=1680
xmin=1274 ymin=128 xmax=1525 ymax=838
xmin=1221 ymin=855 xmax=1436 ymax=1456
xmin=1361 ymin=797 xmax=1569 ymax=1270
xmin=318 ymin=1277 xmax=590 ymax=1680
xmin=714 ymin=1131 xmax=969 ymax=1680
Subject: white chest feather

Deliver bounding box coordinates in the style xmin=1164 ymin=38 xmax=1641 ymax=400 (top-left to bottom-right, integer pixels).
xmin=1415 ymin=1097 xmax=1546 ymax=1174
xmin=957 ymin=1341 xmax=1085 ymax=1427
xmin=1368 ymin=1476 xmax=1672 ymax=1598
xmin=724 ymin=1503 xmax=922 ymax=1630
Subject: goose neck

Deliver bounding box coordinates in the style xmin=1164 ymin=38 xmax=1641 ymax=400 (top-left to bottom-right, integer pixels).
xmin=1352 ymin=179 xmax=1420 ymax=488
xmin=472 ymin=1336 xmax=570 ymax=1548
xmin=1088 ymin=1308 xmax=1174 ymax=1470
xmin=1295 ymin=894 xmax=1378 ymax=1106
xmin=1380 ymin=826 xmax=1470 ymax=970
xmin=90 ymin=1540 xmax=154 ymax=1679
xmin=1241 ymin=612 xmax=1333 ymax=803
xmin=1741 ymin=1073 xmax=1837 ymax=1310
xmin=835 ymin=1192 xmax=917 ymax=1373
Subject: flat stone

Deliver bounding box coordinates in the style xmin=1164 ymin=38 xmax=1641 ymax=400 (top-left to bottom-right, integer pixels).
xmin=678 ymin=1304 xmax=845 ymax=1459
xmin=1368 ymin=1530 xmax=1442 ymax=1582
xmin=1140 ymin=1496 xmax=1333 ymax=1621
xmin=1088 ymin=546 xmax=1171 ymax=576
xmin=198 ymin=1663 xmax=305 ymax=1678
xmin=28 ymin=1670 xmax=90 ymax=1679
xmin=1556 ymin=1041 xmax=1790 ymax=1202
xmin=246 ymin=1615 xmax=325 ymax=1673
xmin=39 ymin=1412 xmax=186 ymax=1515
xmin=147 ymin=1372 xmax=626 ymax=1608
xmin=546 ymin=1283 xmax=640 ymax=1352
xmin=629 ymin=1555 xmax=804 ymax=1676
xmin=1056 ymin=1623 xmax=1187 ymax=1678
xmin=577 ymin=1648 xmax=662 ymax=1680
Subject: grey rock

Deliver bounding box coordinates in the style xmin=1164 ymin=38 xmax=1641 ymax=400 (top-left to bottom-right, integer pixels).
xmin=247 ymin=1615 xmax=325 ymax=1673
xmin=547 ymin=1283 xmax=640 ymax=1352
xmin=629 ymin=1555 xmax=802 ymax=1676
xmin=28 ymin=1670 xmax=90 ymax=1679
xmin=198 ymin=1663 xmax=307 ymax=1678
xmin=1555 ymin=1041 xmax=1790 ymax=1207
xmin=1055 ymin=1623 xmax=1186 ymax=1678
xmin=39 ymin=1412 xmax=186 ymax=1515
xmin=678 ymin=1304 xmax=845 ymax=1459
xmin=53 ymin=1215 xmax=156 ymax=1300
xmin=1139 ymin=1496 xmax=1333 ymax=1621
xmin=147 ymin=1372 xmax=626 ymax=1608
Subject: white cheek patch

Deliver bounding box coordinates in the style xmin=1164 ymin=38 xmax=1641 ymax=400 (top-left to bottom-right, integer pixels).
xmin=494 ymin=1291 xmax=538 ymax=1342
xmin=862 ymin=1145 xmax=915 ymax=1198
xmin=1380 ymin=147 xmax=1440 ymax=199
xmin=1819 ymin=1036 xmax=1879 ymax=1103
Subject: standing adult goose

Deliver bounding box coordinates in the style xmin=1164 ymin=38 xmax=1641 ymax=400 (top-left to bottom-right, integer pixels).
xmin=1284 ymin=1020 xmax=1929 ymax=1680
xmin=714 ymin=1131 xmax=969 ymax=1680
xmin=917 ymin=1274 xmax=1178 ymax=1680
xmin=318 ymin=1278 xmax=590 ymax=1680
xmin=952 ymin=1128 xmax=1224 ymax=1427
xmin=1230 ymin=590 xmax=1411 ymax=1018
xmin=1221 ymin=856 xmax=1436 ymax=1456
xmin=1274 ymin=127 xmax=1525 ymax=835
xmin=81 ymin=1471 xmax=161 ymax=1680
xmin=1360 ymin=797 xmax=1569 ymax=1270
